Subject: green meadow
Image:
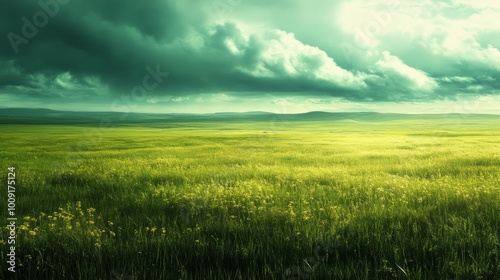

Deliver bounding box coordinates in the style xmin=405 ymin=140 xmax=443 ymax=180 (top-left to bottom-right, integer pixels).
xmin=1 ymin=111 xmax=500 ymax=279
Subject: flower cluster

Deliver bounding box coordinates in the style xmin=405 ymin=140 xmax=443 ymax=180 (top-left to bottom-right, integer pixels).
xmin=16 ymin=202 xmax=117 ymax=250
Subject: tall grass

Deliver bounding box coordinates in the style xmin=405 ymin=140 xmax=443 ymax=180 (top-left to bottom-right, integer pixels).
xmin=1 ymin=118 xmax=499 ymax=279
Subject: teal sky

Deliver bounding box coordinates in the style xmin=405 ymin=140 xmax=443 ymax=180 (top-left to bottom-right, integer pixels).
xmin=1 ymin=0 xmax=499 ymax=114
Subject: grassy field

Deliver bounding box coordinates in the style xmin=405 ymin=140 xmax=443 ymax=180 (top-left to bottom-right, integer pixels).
xmin=1 ymin=111 xmax=500 ymax=279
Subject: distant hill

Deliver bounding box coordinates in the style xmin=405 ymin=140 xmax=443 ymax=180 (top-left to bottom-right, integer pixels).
xmin=0 ymin=108 xmax=498 ymax=125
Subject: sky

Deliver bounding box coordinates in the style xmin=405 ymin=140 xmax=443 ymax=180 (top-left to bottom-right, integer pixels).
xmin=1 ymin=0 xmax=499 ymax=114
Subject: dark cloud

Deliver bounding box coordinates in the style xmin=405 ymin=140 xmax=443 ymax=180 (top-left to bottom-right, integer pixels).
xmin=0 ymin=0 xmax=499 ymax=111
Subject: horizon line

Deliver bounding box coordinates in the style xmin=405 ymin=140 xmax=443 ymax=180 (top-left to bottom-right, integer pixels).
xmin=1 ymin=107 xmax=500 ymax=116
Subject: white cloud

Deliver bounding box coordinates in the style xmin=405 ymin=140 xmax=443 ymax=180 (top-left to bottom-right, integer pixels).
xmin=406 ymin=3 xmax=500 ymax=70
xmin=426 ymin=28 xmax=500 ymax=71
xmin=374 ymin=51 xmax=437 ymax=92
xmin=200 ymin=22 xmax=368 ymax=90
xmin=339 ymin=0 xmax=500 ymax=71
xmin=439 ymin=76 xmax=475 ymax=83
xmin=224 ymin=38 xmax=241 ymax=55
xmin=245 ymin=28 xmax=367 ymax=89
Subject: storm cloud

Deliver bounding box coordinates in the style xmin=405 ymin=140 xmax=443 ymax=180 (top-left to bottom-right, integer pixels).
xmin=1 ymin=0 xmax=499 ymax=113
